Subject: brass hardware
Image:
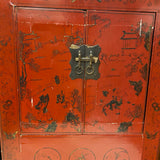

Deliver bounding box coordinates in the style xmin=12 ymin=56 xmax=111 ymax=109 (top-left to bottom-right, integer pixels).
xmin=75 ymin=51 xmax=83 ymax=75
xmin=75 ymin=50 xmax=99 ymax=75
xmin=70 ymin=44 xmax=101 ymax=80
xmin=75 ymin=51 xmax=98 ymax=63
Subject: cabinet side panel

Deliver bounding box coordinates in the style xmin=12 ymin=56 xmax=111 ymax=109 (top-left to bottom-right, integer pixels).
xmin=0 ymin=1 xmax=20 ymax=160
xmin=143 ymin=13 xmax=160 ymax=160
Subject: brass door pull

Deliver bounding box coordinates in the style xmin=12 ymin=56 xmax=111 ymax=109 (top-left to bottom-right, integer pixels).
xmin=75 ymin=51 xmax=83 ymax=75
xmin=70 ymin=44 xmax=101 ymax=80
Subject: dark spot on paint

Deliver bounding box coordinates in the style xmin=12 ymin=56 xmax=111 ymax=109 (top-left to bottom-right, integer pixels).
xmin=27 ymin=58 xmax=40 ymax=72
xmin=24 ymin=113 xmax=47 ymax=129
xmin=35 ymin=94 xmax=49 ymax=113
xmin=144 ymin=27 xmax=151 ymax=51
xmin=113 ymin=88 xmax=116 ymax=92
xmin=3 ymin=100 xmax=12 ymax=110
xmin=100 ymin=99 xmax=104 ymax=103
xmin=103 ymin=96 xmax=122 ymax=116
xmin=25 ymin=112 xmax=37 ymax=123
xmin=66 ymin=112 xmax=80 ymax=126
xmin=55 ymin=75 xmax=60 ymax=84
xmin=0 ymin=40 xmax=8 ymax=46
xmin=92 ymin=120 xmax=99 ymax=127
xmin=129 ymin=80 xmax=143 ymax=96
xmin=126 ymin=105 xmax=142 ymax=120
xmin=48 ymin=118 xmax=53 ymax=121
xmin=147 ymin=1 xmax=152 ymax=6
xmin=159 ymin=40 xmax=160 ymax=46
xmin=146 ymin=131 xmax=158 ymax=139
xmin=20 ymin=65 xmax=27 ymax=99
xmin=45 ymin=121 xmax=57 ymax=132
xmin=65 ymin=34 xmax=83 ymax=48
xmin=152 ymin=102 xmax=160 ymax=112
xmin=97 ymin=0 xmax=102 ymax=2
xmin=4 ymin=131 xmax=18 ymax=140
xmin=103 ymin=91 xmax=109 ymax=97
xmin=139 ymin=64 xmax=148 ymax=81
xmin=63 ymin=101 xmax=70 ymax=109
xmin=91 ymin=14 xmax=111 ymax=30
xmin=71 ymin=89 xmax=81 ymax=112
xmin=53 ymin=50 xmax=59 ymax=55
xmin=127 ymin=101 xmax=131 ymax=104
xmin=132 ymin=105 xmax=142 ymax=118
xmin=125 ymin=64 xmax=138 ymax=77
xmin=56 ymin=91 xmax=65 ymax=104
xmin=117 ymin=121 xmax=132 ymax=133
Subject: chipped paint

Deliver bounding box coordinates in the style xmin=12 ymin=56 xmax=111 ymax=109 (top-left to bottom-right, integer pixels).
xmin=129 ymin=80 xmax=143 ymax=96
xmin=45 ymin=121 xmax=57 ymax=132
xmin=66 ymin=111 xmax=80 ymax=126
xmin=139 ymin=64 xmax=148 ymax=80
xmin=102 ymin=91 xmax=109 ymax=97
xmin=55 ymin=75 xmax=60 ymax=85
xmin=56 ymin=91 xmax=65 ymax=104
xmin=4 ymin=131 xmax=18 ymax=140
xmin=144 ymin=26 xmax=152 ymax=51
xmin=35 ymin=94 xmax=49 ymax=113
xmin=102 ymin=96 xmax=122 ymax=116
xmin=117 ymin=121 xmax=132 ymax=132
xmin=3 ymin=100 xmax=12 ymax=110
xmin=146 ymin=132 xmax=158 ymax=139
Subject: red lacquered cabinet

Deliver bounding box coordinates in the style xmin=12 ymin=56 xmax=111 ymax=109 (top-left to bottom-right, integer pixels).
xmin=1 ymin=0 xmax=160 ymax=160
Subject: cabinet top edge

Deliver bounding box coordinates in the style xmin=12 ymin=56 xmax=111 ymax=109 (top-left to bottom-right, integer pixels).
xmin=11 ymin=0 xmax=160 ymax=13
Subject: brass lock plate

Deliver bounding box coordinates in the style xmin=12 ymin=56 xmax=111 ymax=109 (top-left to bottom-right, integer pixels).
xmin=69 ymin=44 xmax=101 ymax=80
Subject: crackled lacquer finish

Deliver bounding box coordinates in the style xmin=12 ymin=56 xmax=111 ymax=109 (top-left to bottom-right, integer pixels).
xmin=1 ymin=0 xmax=160 ymax=160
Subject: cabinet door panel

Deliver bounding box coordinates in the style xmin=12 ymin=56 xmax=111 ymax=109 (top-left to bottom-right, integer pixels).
xmin=85 ymin=11 xmax=155 ymax=134
xmin=17 ymin=8 xmax=86 ymax=134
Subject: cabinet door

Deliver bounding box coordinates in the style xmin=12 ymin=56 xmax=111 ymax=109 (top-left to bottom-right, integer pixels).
xmin=85 ymin=11 xmax=155 ymax=134
xmin=17 ymin=8 xmax=86 ymax=134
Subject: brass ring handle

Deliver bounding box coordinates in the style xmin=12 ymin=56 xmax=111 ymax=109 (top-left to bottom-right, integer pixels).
xmin=74 ymin=50 xmax=98 ymax=75
xmin=86 ymin=51 xmax=95 ymax=75
xmin=86 ymin=65 xmax=95 ymax=75
xmin=75 ymin=65 xmax=83 ymax=74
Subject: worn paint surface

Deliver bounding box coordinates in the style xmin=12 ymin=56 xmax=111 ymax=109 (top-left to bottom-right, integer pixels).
xmin=10 ymin=0 xmax=160 ymax=12
xmin=21 ymin=135 xmax=142 ymax=160
xmin=17 ymin=9 xmax=85 ymax=134
xmin=1 ymin=1 xmax=160 ymax=160
xmin=142 ymin=13 xmax=160 ymax=160
xmin=85 ymin=11 xmax=154 ymax=133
